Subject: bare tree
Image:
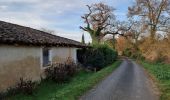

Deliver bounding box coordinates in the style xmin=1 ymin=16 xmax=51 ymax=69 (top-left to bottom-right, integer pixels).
xmin=105 ymin=20 xmax=135 ymax=49
xmin=123 ymin=21 xmax=146 ymax=57
xmin=128 ymin=0 xmax=170 ymax=41
xmin=80 ymin=3 xmax=115 ymax=43
xmin=127 ymin=21 xmax=146 ymax=43
xmin=80 ymin=3 xmax=135 ymax=45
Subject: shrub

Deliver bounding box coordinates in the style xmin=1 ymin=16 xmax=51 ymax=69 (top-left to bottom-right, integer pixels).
xmin=45 ymin=64 xmax=69 ymax=83
xmin=65 ymin=58 xmax=78 ymax=76
xmin=5 ymin=87 xmax=19 ymax=97
xmin=0 ymin=78 xmax=37 ymax=99
xmin=17 ymin=78 xmax=37 ymax=95
xmin=123 ymin=48 xmax=132 ymax=57
xmin=84 ymin=49 xmax=105 ymax=69
xmin=77 ymin=44 xmax=118 ymax=70
xmin=0 ymin=92 xmax=6 ymax=100
xmin=45 ymin=59 xmax=78 ymax=83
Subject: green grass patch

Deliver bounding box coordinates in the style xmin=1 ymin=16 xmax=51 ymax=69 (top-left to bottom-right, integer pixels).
xmin=140 ymin=61 xmax=170 ymax=100
xmin=8 ymin=61 xmax=121 ymax=100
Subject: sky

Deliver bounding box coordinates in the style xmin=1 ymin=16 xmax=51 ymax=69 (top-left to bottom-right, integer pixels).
xmin=0 ymin=0 xmax=134 ymax=43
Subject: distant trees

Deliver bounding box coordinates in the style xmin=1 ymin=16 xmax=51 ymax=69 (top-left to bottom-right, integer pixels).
xmin=128 ymin=0 xmax=170 ymax=41
xmin=125 ymin=21 xmax=145 ymax=50
xmin=115 ymin=36 xmax=128 ymax=55
xmin=122 ymin=0 xmax=170 ymax=62
xmin=80 ymin=1 xmax=170 ymax=63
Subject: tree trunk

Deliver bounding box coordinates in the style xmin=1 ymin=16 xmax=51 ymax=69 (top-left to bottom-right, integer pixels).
xmin=91 ymin=35 xmax=99 ymax=44
xmin=150 ymin=27 xmax=156 ymax=43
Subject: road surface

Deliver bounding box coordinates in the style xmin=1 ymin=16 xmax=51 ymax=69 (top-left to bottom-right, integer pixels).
xmin=80 ymin=59 xmax=159 ymax=100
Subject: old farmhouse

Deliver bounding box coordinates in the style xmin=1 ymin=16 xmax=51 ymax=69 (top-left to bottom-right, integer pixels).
xmin=0 ymin=21 xmax=86 ymax=92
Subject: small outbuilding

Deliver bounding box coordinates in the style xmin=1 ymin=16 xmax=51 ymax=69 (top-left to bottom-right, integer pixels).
xmin=0 ymin=21 xmax=86 ymax=92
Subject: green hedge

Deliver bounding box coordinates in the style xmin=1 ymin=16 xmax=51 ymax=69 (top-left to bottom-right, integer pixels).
xmin=77 ymin=44 xmax=118 ymax=69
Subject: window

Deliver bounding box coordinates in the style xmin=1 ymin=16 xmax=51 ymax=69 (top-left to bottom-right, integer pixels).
xmin=42 ymin=48 xmax=51 ymax=67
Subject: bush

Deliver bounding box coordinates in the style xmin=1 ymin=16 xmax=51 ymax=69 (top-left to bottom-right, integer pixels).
xmin=45 ymin=64 xmax=69 ymax=83
xmin=123 ymin=48 xmax=132 ymax=57
xmin=0 ymin=87 xmax=20 ymax=99
xmin=45 ymin=59 xmax=78 ymax=83
xmin=17 ymin=78 xmax=37 ymax=95
xmin=0 ymin=92 xmax=6 ymax=100
xmin=77 ymin=44 xmax=118 ymax=70
xmin=0 ymin=78 xmax=37 ymax=99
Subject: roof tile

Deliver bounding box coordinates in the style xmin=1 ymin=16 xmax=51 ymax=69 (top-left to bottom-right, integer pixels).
xmin=0 ymin=21 xmax=86 ymax=48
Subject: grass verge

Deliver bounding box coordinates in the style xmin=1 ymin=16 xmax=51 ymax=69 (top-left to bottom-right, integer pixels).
xmin=140 ymin=61 xmax=170 ymax=100
xmin=8 ymin=61 xmax=121 ymax=100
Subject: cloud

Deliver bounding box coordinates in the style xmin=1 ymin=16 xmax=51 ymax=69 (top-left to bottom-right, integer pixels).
xmin=0 ymin=0 xmax=133 ymax=42
xmin=0 ymin=12 xmax=49 ymax=29
xmin=0 ymin=5 xmax=8 ymax=11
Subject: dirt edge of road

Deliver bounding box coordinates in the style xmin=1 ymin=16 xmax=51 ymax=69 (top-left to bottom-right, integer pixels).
xmin=137 ymin=61 xmax=160 ymax=99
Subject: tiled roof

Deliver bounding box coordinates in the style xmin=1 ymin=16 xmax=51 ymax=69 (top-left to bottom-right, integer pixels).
xmin=0 ymin=20 xmax=86 ymax=48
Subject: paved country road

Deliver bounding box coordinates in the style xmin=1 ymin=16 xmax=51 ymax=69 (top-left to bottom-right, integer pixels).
xmin=80 ymin=59 xmax=159 ymax=100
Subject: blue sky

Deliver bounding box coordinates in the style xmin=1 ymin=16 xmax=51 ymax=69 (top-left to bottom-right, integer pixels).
xmin=0 ymin=0 xmax=134 ymax=42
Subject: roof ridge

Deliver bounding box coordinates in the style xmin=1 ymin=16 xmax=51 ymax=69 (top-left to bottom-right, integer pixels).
xmin=0 ymin=20 xmax=79 ymax=42
xmin=0 ymin=20 xmax=86 ymax=48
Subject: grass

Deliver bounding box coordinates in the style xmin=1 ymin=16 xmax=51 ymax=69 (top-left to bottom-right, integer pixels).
xmin=140 ymin=61 xmax=170 ymax=100
xmin=8 ymin=61 xmax=121 ymax=100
